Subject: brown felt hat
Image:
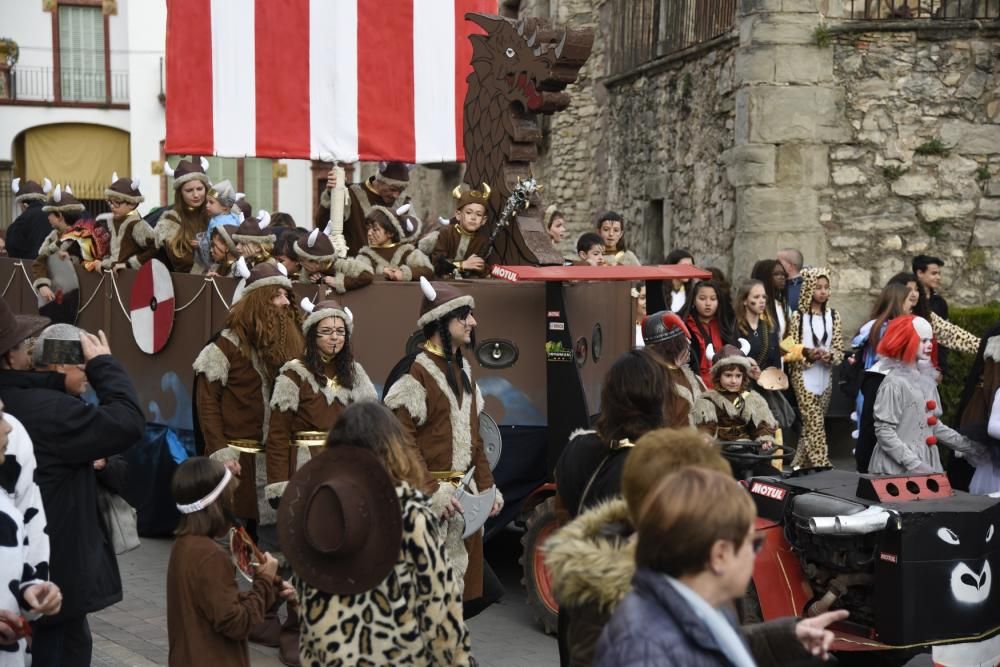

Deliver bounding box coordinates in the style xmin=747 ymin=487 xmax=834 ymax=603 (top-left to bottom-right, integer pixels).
xmin=0 ymin=298 xmax=49 ymax=357
xmin=12 ymin=177 xmax=51 ymax=205
xmin=417 ymin=277 xmax=474 ymax=328
xmin=293 ymin=228 xmax=336 ymax=262
xmin=105 ymin=172 xmax=144 ymax=204
xmin=375 ymin=161 xmax=411 ymax=188
xmin=278 ymin=446 xmax=402 ymax=595
xmin=165 ymin=157 xmax=211 ymax=190
xmin=41 ymin=184 xmax=86 ymax=214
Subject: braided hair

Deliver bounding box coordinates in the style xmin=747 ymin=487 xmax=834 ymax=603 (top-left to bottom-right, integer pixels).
xmin=422 ymin=305 xmax=475 ymax=397
xmin=303 ymin=318 xmax=356 ymax=389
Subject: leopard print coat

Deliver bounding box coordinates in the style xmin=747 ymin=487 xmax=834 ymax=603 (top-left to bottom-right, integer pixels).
xmin=292 ymin=482 xmax=474 ymax=666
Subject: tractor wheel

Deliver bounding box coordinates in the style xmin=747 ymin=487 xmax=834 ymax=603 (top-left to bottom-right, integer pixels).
xmin=519 ymin=496 xmax=559 ymax=634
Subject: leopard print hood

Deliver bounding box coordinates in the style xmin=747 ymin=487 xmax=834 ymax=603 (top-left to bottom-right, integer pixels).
xmin=797 ymin=267 xmax=832 ymax=314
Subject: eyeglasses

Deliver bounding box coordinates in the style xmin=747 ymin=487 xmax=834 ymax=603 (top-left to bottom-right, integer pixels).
xmin=107 ymin=200 xmax=127 ymax=208
xmin=317 ymin=328 xmax=347 ymax=338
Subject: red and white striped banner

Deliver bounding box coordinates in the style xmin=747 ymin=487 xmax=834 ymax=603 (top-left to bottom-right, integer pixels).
xmin=165 ymin=0 xmax=495 ymax=162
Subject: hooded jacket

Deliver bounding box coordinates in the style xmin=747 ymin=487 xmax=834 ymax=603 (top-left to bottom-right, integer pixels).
xmin=545 ymin=498 xmax=809 ymax=667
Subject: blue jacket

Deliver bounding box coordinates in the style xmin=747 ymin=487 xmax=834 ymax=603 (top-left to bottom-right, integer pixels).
xmin=594 ymin=568 xmax=752 ymax=667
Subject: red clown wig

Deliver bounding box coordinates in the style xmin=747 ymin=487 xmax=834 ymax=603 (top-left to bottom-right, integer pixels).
xmin=876 ymin=315 xmax=932 ymax=364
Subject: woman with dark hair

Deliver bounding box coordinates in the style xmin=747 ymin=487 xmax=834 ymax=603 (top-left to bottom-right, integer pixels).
xmin=265 ymin=298 xmax=377 ymax=506
xmin=284 ymin=401 xmax=473 ymax=665
xmin=642 ymin=311 xmax=706 ymax=426
xmin=750 ymin=259 xmax=791 ymax=340
xmin=683 ymin=281 xmax=737 ymax=388
xmin=664 ymin=248 xmax=695 ymax=313
xmin=554 ymin=349 xmax=668 ymax=519
xmin=157 ymin=157 xmax=212 ymax=273
xmin=887 ymin=272 xmax=980 ymax=365
xmin=595 ymin=211 xmax=639 ymax=266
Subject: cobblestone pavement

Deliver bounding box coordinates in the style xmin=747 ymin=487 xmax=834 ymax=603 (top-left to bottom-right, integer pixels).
xmin=91 ymin=529 xmax=556 ymax=666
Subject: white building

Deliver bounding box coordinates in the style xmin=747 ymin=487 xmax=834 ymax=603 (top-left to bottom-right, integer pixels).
xmin=0 ymin=0 xmax=317 ymax=230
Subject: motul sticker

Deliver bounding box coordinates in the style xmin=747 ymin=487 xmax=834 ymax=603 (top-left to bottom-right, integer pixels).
xmin=750 ymin=481 xmax=786 ymax=501
xmin=492 ymin=266 xmax=519 ymax=282
xmin=880 ymin=552 xmax=898 ymax=564
xmin=547 ymin=311 xmax=561 ymax=318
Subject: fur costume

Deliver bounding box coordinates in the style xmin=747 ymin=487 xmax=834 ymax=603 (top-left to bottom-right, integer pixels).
xmin=788 ymin=268 xmax=843 ymax=469
xmin=693 ymin=389 xmax=778 ymax=444
xmin=356 ymin=243 xmax=433 ymax=282
xmin=101 ymin=210 xmax=157 ymax=270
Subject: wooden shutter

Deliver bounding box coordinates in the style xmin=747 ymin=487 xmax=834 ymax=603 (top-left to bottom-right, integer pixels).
xmin=59 ymin=5 xmax=105 ymax=102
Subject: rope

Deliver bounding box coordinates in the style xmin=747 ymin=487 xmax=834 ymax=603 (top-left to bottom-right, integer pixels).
xmin=109 ymin=270 xmax=131 ymax=322
xmin=1 ymin=262 xmax=18 ymax=296
xmin=209 ymin=277 xmax=232 ymax=309
xmin=78 ymin=271 xmax=107 ymax=314
xmin=174 ymin=280 xmax=208 ymax=312
xmin=17 ymin=260 xmax=35 ymax=295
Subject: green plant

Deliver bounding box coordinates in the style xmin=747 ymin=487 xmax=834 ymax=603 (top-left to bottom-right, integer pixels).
xmin=914 ymin=138 xmax=951 ymax=157
xmin=967 ymin=246 xmax=987 ymax=269
xmin=920 ymin=219 xmax=946 ymax=239
xmin=882 ymin=165 xmax=907 ymax=182
xmin=940 ymin=301 xmax=1000 ymax=425
xmin=0 ymin=38 xmax=18 ymax=67
xmin=681 ymin=72 xmax=693 ymax=100
xmin=813 ymin=25 xmax=832 ymax=47
xmin=976 ymin=165 xmax=991 ymax=182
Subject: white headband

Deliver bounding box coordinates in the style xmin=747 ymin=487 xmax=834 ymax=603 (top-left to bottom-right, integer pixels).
xmin=176 ymin=468 xmax=232 ymax=514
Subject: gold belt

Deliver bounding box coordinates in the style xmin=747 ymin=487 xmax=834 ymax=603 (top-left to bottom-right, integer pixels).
xmin=227 ymin=439 xmax=263 ymax=454
xmin=291 ymin=431 xmax=327 ymax=448
xmin=430 ymin=470 xmax=466 ymax=485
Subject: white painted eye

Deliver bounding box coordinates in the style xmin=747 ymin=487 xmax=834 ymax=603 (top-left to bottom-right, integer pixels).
xmin=505 ymin=47 xmax=515 ymax=58
xmin=988 ymin=524 xmax=995 ymax=543
xmin=938 ymin=527 xmax=960 ymax=545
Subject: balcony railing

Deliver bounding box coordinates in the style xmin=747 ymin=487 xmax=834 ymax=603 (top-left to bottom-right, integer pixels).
xmin=847 ymin=0 xmax=1000 ymax=19
xmin=608 ymin=0 xmax=738 ymax=76
xmin=6 ymin=66 xmax=128 ymax=105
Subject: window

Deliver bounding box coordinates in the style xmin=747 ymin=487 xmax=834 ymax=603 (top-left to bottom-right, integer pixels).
xmin=58 ymin=4 xmax=106 ymax=102
xmin=165 ymin=156 xmax=275 ymax=212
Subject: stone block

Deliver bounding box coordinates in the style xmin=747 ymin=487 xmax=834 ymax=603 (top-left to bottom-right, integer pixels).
xmin=918 ymin=200 xmax=976 ymax=221
xmin=736 ymin=186 xmax=820 ymax=231
xmin=734 ymin=48 xmax=776 ymax=84
xmin=973 ymin=219 xmax=1000 ymax=246
xmin=882 ymin=235 xmax=903 ymax=250
xmin=819 ymin=0 xmax=847 ymax=18
xmin=732 ymin=228 xmax=826 ymax=280
xmin=940 ymin=121 xmax=1000 ymax=155
xmin=832 ymin=165 xmax=866 ymax=185
xmin=723 ymin=144 xmax=776 ymax=186
xmin=979 ymin=198 xmax=1000 ymax=219
xmin=777 ymin=144 xmax=829 ymax=187
xmin=644 ymin=175 xmax=671 ymax=199
xmin=891 ymin=174 xmax=936 ymax=198
xmin=741 ymin=0 xmax=783 ymax=13
xmin=741 ymin=13 xmax=820 ymax=46
xmin=782 ymin=0 xmax=821 ymax=11
xmin=745 ymin=87 xmax=851 ymax=143
xmin=837 ymin=267 xmax=873 ymax=291
xmin=775 ymin=45 xmax=834 ymax=83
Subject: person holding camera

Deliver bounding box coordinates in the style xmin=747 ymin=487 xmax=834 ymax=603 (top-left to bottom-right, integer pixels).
xmin=0 ymin=322 xmax=144 ymax=667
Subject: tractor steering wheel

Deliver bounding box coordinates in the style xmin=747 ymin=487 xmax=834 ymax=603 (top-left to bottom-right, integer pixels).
xmin=717 ymin=439 xmax=797 ymax=463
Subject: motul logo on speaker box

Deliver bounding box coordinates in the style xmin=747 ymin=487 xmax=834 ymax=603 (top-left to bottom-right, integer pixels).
xmin=880 ymin=552 xmax=898 ymax=564
xmin=750 ymin=482 xmax=786 ymax=501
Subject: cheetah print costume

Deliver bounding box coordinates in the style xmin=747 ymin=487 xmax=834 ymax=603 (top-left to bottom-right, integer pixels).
xmin=292 ymin=482 xmax=474 ymax=666
xmin=789 ymin=268 xmax=844 ymax=469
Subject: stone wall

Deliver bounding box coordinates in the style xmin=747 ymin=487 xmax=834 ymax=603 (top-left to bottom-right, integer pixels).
xmin=604 ymin=43 xmax=738 ymax=268
xmin=826 ymin=27 xmax=1000 ymax=323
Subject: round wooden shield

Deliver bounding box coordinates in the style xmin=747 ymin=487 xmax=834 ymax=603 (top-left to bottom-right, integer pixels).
xmin=129 ymin=259 xmax=175 ymax=354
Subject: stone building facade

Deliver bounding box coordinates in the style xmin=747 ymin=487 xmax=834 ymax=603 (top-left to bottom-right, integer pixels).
xmin=409 ymin=0 xmax=1000 ymax=331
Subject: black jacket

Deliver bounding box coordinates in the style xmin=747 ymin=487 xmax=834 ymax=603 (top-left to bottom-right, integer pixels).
xmin=0 ymin=356 xmax=145 ymax=622
xmin=6 ymin=202 xmax=52 ymax=260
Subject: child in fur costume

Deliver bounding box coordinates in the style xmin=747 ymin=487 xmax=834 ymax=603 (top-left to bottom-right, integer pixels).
xmin=787 ymin=268 xmax=843 ymax=469
xmin=595 ymin=211 xmax=640 ymax=266
xmin=356 ymin=204 xmax=433 ymax=282
xmin=33 ymin=185 xmax=109 ymax=301
xmin=692 ymin=345 xmax=778 ymax=448
xmin=869 ymin=315 xmax=987 ymax=475
xmin=292 ymin=227 xmax=373 ymax=294
xmin=232 ymin=211 xmax=277 ymax=270
xmin=431 ymin=183 xmax=493 ymax=279
xmin=101 ymin=173 xmax=156 ymax=271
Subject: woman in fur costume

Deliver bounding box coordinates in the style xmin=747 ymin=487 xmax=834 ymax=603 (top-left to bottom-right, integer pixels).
xmin=869 ymin=315 xmax=986 ymax=475
xmin=157 ymin=158 xmax=211 ymax=273
xmin=787 ymin=268 xmax=843 ymax=469
xmin=355 ymin=204 xmax=433 ymax=282
xmin=641 ymin=310 xmax=706 ymax=427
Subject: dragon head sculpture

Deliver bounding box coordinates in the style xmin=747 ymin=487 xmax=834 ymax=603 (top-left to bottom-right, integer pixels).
xmin=462 ymin=13 xmax=593 ymax=265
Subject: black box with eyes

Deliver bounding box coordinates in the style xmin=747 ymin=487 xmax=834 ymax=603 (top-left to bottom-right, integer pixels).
xmin=750 ymin=469 xmax=1000 ymax=646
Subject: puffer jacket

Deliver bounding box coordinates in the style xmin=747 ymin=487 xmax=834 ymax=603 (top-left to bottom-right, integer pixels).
xmin=547 ymin=498 xmax=808 ymax=667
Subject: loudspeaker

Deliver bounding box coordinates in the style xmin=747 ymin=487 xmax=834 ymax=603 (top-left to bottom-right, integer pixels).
xmin=591 ymin=322 xmax=603 ymax=362
xmin=476 ymin=339 xmax=519 ymax=369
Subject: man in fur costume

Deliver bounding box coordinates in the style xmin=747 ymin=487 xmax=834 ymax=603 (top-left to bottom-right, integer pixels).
xmin=292 ymin=227 xmax=373 ymax=293
xmin=431 ymin=183 xmax=493 ymax=279
xmin=642 ymin=310 xmax=706 ymax=426
xmin=870 ymin=316 xmax=987 ymax=475
xmin=193 ymin=262 xmax=304 ymax=528
xmin=383 ymin=278 xmax=502 ymax=610
xmin=544 ymin=427 xmax=846 ymax=667
xmin=101 ymin=173 xmax=156 ymax=271
xmin=693 ymin=345 xmax=778 ymax=448
xmin=315 ymin=161 xmax=412 ymax=256
xmin=356 ymin=204 xmax=434 ymax=282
